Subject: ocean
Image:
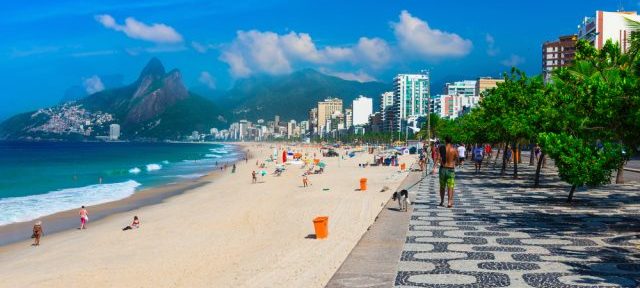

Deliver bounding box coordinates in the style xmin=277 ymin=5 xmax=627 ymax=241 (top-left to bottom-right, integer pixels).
xmin=0 ymin=141 xmax=240 ymax=226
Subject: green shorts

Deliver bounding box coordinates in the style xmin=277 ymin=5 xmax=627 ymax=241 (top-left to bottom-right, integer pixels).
xmin=439 ymin=167 xmax=455 ymax=189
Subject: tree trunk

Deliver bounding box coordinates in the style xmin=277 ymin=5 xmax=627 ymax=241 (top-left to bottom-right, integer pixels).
xmin=615 ymin=162 xmax=625 ymax=184
xmin=567 ymin=184 xmax=576 ymax=203
xmin=517 ymin=144 xmax=522 ymax=164
xmin=529 ymin=144 xmax=534 ymax=166
xmin=534 ymin=152 xmax=545 ymax=188
xmin=493 ymin=144 xmax=502 ymax=169
xmin=501 ymin=143 xmax=508 ymax=176
xmin=513 ymin=144 xmax=519 ymax=179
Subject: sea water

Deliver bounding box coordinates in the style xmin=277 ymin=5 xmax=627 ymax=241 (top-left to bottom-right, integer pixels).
xmin=0 ymin=141 xmax=239 ymax=225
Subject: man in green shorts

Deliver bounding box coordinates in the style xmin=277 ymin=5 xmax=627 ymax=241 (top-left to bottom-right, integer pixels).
xmin=439 ymin=135 xmax=458 ymax=208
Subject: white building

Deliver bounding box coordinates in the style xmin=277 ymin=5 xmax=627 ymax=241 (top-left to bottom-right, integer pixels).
xmin=352 ymin=96 xmax=373 ymax=126
xmin=445 ymin=80 xmax=476 ymax=97
xmin=392 ymin=73 xmax=430 ymax=132
xmin=435 ymin=94 xmax=480 ymax=119
xmin=578 ymin=10 xmax=640 ymax=52
xmin=109 ymin=124 xmax=120 ymax=140
xmin=380 ymin=91 xmax=395 ymax=132
xmin=345 ymin=109 xmax=353 ymax=129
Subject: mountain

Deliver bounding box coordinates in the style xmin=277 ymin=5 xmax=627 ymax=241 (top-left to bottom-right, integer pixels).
xmin=0 ymin=58 xmax=228 ymax=141
xmin=222 ymin=69 xmax=389 ymax=121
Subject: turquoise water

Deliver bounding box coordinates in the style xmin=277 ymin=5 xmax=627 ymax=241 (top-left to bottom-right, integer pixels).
xmin=0 ymin=141 xmax=239 ymax=225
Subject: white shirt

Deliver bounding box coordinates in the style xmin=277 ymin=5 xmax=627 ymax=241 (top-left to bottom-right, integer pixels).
xmin=457 ymin=146 xmax=466 ymax=158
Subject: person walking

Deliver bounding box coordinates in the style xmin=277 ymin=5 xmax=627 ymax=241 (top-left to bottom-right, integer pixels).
xmin=484 ymin=144 xmax=492 ymax=159
xmin=439 ymin=136 xmax=458 ymax=208
xmin=252 ymin=171 xmax=257 ymax=183
xmin=302 ymin=174 xmax=309 ymax=187
xmin=79 ymin=206 xmax=88 ymax=230
xmin=473 ymin=145 xmax=484 ymax=174
xmin=32 ymin=221 xmax=43 ymax=246
xmin=505 ymin=145 xmax=513 ymax=167
xmin=457 ymin=144 xmax=466 ymax=169
xmin=232 ymin=163 xmax=236 ymax=173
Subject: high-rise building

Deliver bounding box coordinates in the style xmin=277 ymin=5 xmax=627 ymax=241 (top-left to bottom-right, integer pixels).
xmin=109 ymin=124 xmax=120 ymax=140
xmin=308 ymin=108 xmax=318 ymax=134
xmin=542 ymin=35 xmax=577 ymax=81
xmin=445 ymin=80 xmax=476 ymax=97
xmin=317 ymin=98 xmax=343 ymax=135
xmin=274 ymin=115 xmax=280 ymax=127
xmin=352 ymin=96 xmax=373 ymax=127
xmin=578 ymin=11 xmax=640 ymax=52
xmin=345 ymin=109 xmax=353 ymax=129
xmin=368 ymin=112 xmax=384 ymax=133
xmin=380 ymin=91 xmax=395 ymax=132
xmin=380 ymin=91 xmax=394 ymax=110
xmin=392 ymin=73 xmax=430 ymax=132
xmin=435 ymin=94 xmax=480 ymax=119
xmin=475 ymin=77 xmax=505 ymax=97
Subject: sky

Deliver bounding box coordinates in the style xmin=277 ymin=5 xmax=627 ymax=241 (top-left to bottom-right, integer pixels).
xmin=0 ymin=0 xmax=636 ymax=119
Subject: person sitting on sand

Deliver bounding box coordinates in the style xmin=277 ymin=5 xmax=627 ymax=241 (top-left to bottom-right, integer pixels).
xmin=32 ymin=221 xmax=43 ymax=246
xmin=122 ymin=216 xmax=140 ymax=231
xmin=79 ymin=206 xmax=88 ymax=230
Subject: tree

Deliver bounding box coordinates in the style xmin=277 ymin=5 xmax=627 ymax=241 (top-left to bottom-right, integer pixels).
xmin=551 ymin=39 xmax=640 ymax=184
xmin=538 ymin=132 xmax=625 ymax=202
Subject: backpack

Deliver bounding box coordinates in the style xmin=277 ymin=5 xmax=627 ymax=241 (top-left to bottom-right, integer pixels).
xmin=474 ymin=148 xmax=484 ymax=161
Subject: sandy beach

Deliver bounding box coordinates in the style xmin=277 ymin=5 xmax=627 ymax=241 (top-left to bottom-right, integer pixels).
xmin=0 ymin=142 xmax=414 ymax=288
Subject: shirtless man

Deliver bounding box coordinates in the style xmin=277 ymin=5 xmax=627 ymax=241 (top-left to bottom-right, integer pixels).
xmin=438 ymin=136 xmax=458 ymax=208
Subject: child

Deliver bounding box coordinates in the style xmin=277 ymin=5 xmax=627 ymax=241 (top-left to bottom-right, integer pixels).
xmin=32 ymin=221 xmax=43 ymax=246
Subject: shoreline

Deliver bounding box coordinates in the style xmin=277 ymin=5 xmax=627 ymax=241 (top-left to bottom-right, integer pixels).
xmin=0 ymin=142 xmax=413 ymax=287
xmin=0 ymin=142 xmax=249 ymax=248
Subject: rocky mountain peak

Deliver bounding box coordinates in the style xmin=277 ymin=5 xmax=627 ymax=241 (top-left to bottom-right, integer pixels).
xmin=137 ymin=57 xmax=166 ymax=81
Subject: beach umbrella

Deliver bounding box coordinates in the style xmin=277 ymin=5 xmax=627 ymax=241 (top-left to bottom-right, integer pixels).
xmin=260 ymin=170 xmax=267 ymax=176
xmin=318 ymin=162 xmax=326 ymax=168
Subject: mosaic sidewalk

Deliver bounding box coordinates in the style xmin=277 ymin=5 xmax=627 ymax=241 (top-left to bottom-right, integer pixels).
xmin=394 ymin=165 xmax=640 ymax=288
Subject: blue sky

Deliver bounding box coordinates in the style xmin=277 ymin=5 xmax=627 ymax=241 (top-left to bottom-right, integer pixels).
xmin=0 ymin=0 xmax=636 ymax=119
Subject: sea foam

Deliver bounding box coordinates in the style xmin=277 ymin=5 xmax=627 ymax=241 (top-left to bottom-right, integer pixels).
xmin=146 ymin=164 xmax=162 ymax=171
xmin=0 ymin=180 xmax=141 ymax=226
xmin=129 ymin=167 xmax=142 ymax=174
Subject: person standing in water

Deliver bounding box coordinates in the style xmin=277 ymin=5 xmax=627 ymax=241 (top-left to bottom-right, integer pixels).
xmin=32 ymin=221 xmax=43 ymax=246
xmin=79 ymin=206 xmax=88 ymax=229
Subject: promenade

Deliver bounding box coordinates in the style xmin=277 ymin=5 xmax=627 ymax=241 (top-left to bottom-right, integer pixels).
xmin=393 ymin=163 xmax=640 ymax=287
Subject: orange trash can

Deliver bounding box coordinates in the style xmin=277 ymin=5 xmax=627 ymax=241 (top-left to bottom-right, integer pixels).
xmin=400 ymin=163 xmax=406 ymax=171
xmin=313 ymin=159 xmax=320 ymax=164
xmin=359 ymin=178 xmax=367 ymax=191
xmin=313 ymin=216 xmax=329 ymax=239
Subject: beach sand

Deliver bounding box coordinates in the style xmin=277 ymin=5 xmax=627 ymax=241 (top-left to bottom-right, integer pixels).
xmin=0 ymin=143 xmax=413 ymax=288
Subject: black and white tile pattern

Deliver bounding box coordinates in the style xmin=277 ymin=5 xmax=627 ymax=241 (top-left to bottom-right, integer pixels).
xmin=395 ymin=166 xmax=640 ymax=287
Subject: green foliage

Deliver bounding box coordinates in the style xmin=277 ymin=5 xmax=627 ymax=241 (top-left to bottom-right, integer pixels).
xmin=539 ymin=132 xmax=624 ymax=187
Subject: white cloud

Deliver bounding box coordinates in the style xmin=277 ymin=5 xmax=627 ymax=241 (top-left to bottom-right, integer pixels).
xmin=191 ymin=41 xmax=216 ymax=53
xmin=83 ymin=75 xmax=105 ymax=94
xmin=354 ymin=37 xmax=391 ymax=68
xmin=198 ymin=71 xmax=216 ymax=89
xmin=219 ymin=30 xmax=392 ymax=77
xmin=485 ymin=33 xmax=499 ymax=56
xmin=219 ymin=10 xmax=470 ymax=78
xmin=320 ymin=68 xmax=377 ymax=82
xmin=391 ymin=10 xmax=472 ymax=58
xmin=95 ymin=14 xmax=183 ymax=43
xmin=70 ymin=50 xmax=117 ymax=57
xmin=501 ymin=54 xmax=525 ymax=67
